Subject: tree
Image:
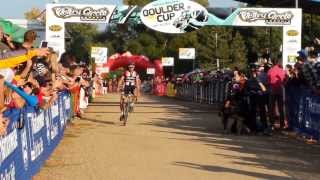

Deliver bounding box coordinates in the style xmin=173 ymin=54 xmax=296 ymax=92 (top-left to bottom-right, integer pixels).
xmin=24 ymin=7 xmax=45 ymax=24
xmin=24 ymin=8 xmax=42 ymax=20
xmin=65 ymin=23 xmax=99 ymax=63
xmin=230 ymin=31 xmax=247 ymax=69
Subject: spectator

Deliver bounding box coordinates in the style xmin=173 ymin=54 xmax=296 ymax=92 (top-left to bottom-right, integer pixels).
xmin=244 ymin=67 xmax=267 ymax=133
xmin=0 ymin=27 xmax=15 ymax=51
xmin=267 ymin=58 xmax=286 ymax=130
xmin=102 ymin=80 xmax=108 ymax=95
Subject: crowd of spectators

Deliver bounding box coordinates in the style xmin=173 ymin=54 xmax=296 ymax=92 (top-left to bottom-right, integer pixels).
xmin=165 ymin=40 xmax=320 ymax=138
xmin=0 ymin=27 xmax=92 ymax=136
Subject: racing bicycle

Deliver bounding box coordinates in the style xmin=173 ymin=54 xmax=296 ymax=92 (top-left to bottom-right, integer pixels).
xmin=120 ymin=92 xmax=135 ymax=126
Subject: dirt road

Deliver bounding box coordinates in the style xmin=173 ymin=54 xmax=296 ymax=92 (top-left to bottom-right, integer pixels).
xmin=35 ymin=94 xmax=320 ymax=180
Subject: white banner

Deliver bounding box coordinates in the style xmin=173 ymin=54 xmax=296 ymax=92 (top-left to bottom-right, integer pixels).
xmin=91 ymin=47 xmax=108 ymax=64
xmin=179 ymin=48 xmax=195 ymax=59
xmin=283 ymin=26 xmax=301 ymax=65
xmin=46 ymin=4 xmax=116 ymax=56
xmin=47 ymin=4 xmax=115 ymax=23
xmin=95 ymin=65 xmax=109 ymax=75
xmin=147 ymin=68 xmax=155 ymax=75
xmin=140 ymin=0 xmax=209 ymax=33
xmin=162 ymin=57 xmax=174 ymax=66
xmin=233 ymin=8 xmax=302 ymax=27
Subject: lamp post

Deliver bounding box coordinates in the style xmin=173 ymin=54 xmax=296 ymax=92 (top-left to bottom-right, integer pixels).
xmin=295 ymin=0 xmax=299 ymax=8
xmin=215 ymin=31 xmax=219 ymax=70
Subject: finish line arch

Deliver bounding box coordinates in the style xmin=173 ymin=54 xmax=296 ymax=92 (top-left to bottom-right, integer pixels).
xmin=102 ymin=52 xmax=163 ymax=76
xmin=46 ymin=0 xmax=302 ymax=67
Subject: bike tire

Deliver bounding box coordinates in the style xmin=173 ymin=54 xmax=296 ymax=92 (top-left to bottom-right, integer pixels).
xmin=123 ymin=102 xmax=129 ymax=126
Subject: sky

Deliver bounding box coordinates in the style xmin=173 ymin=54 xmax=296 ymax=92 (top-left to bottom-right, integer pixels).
xmin=0 ymin=0 xmax=240 ymax=19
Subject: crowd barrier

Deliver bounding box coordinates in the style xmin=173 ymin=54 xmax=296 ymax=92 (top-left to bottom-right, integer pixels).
xmin=287 ymin=87 xmax=320 ymax=140
xmin=175 ymin=80 xmax=230 ymax=104
xmin=0 ymin=91 xmax=71 ymax=179
xmin=175 ymin=81 xmax=320 ymax=140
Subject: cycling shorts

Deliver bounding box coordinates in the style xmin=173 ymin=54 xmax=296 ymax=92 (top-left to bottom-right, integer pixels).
xmin=122 ymin=85 xmax=136 ymax=95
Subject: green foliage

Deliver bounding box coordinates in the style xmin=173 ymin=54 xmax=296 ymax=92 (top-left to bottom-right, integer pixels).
xmin=230 ymin=31 xmax=247 ymax=69
xmin=65 ymin=23 xmax=98 ymax=63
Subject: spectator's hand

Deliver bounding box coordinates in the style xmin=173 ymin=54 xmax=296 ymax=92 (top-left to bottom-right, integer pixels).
xmin=26 ymin=59 xmax=33 ymax=68
xmin=16 ymin=79 xmax=26 ymax=86
xmin=314 ymin=38 xmax=320 ymax=45
xmin=51 ymin=93 xmax=58 ymax=101
xmin=0 ymin=114 xmax=9 ymax=136
xmin=34 ymin=48 xmax=50 ymax=57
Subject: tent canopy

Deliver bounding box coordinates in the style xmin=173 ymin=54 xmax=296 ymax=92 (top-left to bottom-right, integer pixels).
xmin=0 ymin=18 xmax=26 ymax=43
xmin=236 ymin=0 xmax=320 ymax=14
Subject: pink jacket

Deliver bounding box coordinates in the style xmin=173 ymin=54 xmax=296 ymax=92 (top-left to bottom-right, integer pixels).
xmin=267 ymin=65 xmax=285 ymax=94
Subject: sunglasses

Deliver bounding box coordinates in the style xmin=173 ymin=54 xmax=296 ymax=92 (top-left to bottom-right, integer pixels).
xmin=129 ymin=66 xmax=135 ymax=68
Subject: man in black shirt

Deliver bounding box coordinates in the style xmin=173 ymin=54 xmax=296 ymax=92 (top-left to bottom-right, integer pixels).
xmin=244 ymin=67 xmax=267 ymax=133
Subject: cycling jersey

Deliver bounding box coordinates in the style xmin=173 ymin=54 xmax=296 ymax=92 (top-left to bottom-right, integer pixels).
xmin=124 ymin=70 xmax=138 ymax=86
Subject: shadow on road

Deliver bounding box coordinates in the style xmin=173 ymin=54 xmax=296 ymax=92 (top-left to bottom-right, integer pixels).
xmin=79 ymin=117 xmax=115 ymax=125
xmin=139 ymin=97 xmax=320 ymax=180
xmin=173 ymin=161 xmax=291 ymax=180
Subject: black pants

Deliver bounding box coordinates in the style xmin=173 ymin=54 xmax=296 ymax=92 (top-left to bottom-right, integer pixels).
xmin=269 ymin=93 xmax=285 ymax=128
xmin=249 ymin=94 xmax=268 ymax=132
xmin=258 ymin=94 xmax=268 ymax=130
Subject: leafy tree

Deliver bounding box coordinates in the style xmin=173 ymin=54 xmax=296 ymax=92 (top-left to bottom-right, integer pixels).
xmin=24 ymin=7 xmax=42 ymax=20
xmin=65 ymin=23 xmax=98 ymax=63
xmin=24 ymin=7 xmax=45 ymax=24
xmin=230 ymin=31 xmax=247 ymax=69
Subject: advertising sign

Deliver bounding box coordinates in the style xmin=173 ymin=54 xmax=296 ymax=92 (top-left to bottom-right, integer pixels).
xmin=147 ymin=68 xmax=155 ymax=75
xmin=46 ymin=2 xmax=302 ymax=67
xmin=95 ymin=65 xmax=109 ymax=75
xmin=283 ymin=26 xmax=301 ymax=65
xmin=140 ymin=0 xmax=209 ymax=33
xmin=48 ymin=4 xmax=115 ymax=23
xmin=0 ymin=92 xmax=71 ymax=179
xmin=179 ymin=48 xmax=195 ymax=59
xmin=162 ymin=57 xmax=174 ymax=66
xmin=206 ymin=8 xmax=302 ymax=27
xmin=91 ymin=47 xmax=108 ymax=64
xmin=46 ymin=4 xmax=116 ymax=56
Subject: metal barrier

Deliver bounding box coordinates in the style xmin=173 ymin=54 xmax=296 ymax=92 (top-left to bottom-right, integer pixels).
xmin=286 ymin=87 xmax=320 ymax=140
xmin=177 ymin=81 xmax=320 ymax=140
xmin=0 ymin=91 xmax=71 ymax=179
xmin=175 ymin=80 xmax=230 ymax=104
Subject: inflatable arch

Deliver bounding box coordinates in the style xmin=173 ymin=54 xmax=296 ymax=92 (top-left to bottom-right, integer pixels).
xmin=103 ymin=52 xmax=163 ymax=76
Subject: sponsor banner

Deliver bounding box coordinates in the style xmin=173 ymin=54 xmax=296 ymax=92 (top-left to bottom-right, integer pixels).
xmin=109 ymin=6 xmax=141 ymax=24
xmin=45 ymin=20 xmax=65 ymax=56
xmin=147 ymin=68 xmax=155 ymax=75
xmin=140 ymin=0 xmax=209 ymax=33
xmin=233 ymin=8 xmax=302 ymax=27
xmin=46 ymin=4 xmax=116 ymax=57
xmin=0 ymin=92 xmax=71 ymax=179
xmin=206 ymin=8 xmax=302 ymax=27
xmin=91 ymin=47 xmax=108 ymax=64
xmin=46 ymin=4 xmax=116 ymax=23
xmin=95 ymin=65 xmax=109 ymax=74
xmin=283 ymin=26 xmax=301 ymax=65
xmin=179 ymin=48 xmax=195 ymax=59
xmin=162 ymin=57 xmax=174 ymax=66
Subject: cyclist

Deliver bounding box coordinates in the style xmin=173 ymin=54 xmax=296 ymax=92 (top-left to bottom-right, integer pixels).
xmin=117 ymin=62 xmax=140 ymax=119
